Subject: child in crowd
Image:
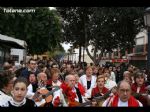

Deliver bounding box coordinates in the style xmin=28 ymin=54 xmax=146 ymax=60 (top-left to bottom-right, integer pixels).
xmin=8 ymin=77 xmax=37 ymax=107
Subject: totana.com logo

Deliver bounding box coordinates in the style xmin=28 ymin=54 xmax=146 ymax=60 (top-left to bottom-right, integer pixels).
xmin=3 ymin=8 xmax=35 ymax=13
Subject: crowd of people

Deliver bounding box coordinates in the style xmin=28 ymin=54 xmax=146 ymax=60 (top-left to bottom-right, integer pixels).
xmin=0 ymin=58 xmax=150 ymax=107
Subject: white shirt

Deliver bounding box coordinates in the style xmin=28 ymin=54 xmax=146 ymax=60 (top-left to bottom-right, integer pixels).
xmin=0 ymin=91 xmax=12 ymax=107
xmin=52 ymin=89 xmax=68 ymax=107
xmin=79 ymin=75 xmax=96 ymax=98
xmin=110 ymin=71 xmax=116 ymax=82
xmin=52 ymin=80 xmax=62 ymax=87
xmin=105 ymin=79 xmax=117 ymax=90
xmin=118 ymin=99 xmax=129 ymax=107
xmin=26 ymin=84 xmax=35 ymax=99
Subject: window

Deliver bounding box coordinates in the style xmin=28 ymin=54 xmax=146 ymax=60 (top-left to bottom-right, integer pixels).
xmin=135 ymin=45 xmax=144 ymax=53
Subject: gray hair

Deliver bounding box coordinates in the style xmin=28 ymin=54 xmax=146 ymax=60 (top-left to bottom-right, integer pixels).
xmin=123 ymin=71 xmax=130 ymax=76
xmin=65 ymin=74 xmax=75 ymax=82
xmin=37 ymin=72 xmax=46 ymax=81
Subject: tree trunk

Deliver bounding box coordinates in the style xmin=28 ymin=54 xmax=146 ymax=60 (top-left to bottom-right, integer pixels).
xmin=93 ymin=45 xmax=98 ymax=65
xmin=83 ymin=46 xmax=85 ymax=62
xmin=78 ymin=45 xmax=82 ymax=63
xmin=98 ymin=50 xmax=104 ymax=66
xmin=85 ymin=46 xmax=94 ymax=63
xmin=67 ymin=53 xmax=69 ymax=61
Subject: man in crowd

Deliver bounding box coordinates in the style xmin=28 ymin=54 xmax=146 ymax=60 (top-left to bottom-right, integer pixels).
xmin=102 ymin=80 xmax=143 ymax=107
xmin=21 ymin=59 xmax=39 ymax=79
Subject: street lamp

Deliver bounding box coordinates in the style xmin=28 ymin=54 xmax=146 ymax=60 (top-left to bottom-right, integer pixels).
xmin=144 ymin=7 xmax=150 ymax=70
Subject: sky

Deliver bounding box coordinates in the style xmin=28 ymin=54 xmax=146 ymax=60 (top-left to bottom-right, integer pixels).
xmin=49 ymin=7 xmax=72 ymax=52
xmin=49 ymin=7 xmax=56 ymax=10
xmin=61 ymin=43 xmax=71 ymax=52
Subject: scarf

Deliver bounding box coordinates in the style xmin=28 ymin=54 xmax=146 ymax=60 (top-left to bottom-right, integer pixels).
xmin=111 ymin=94 xmax=139 ymax=107
xmin=9 ymin=98 xmax=26 ymax=107
xmin=77 ymin=82 xmax=85 ymax=96
xmin=131 ymin=83 xmax=147 ymax=93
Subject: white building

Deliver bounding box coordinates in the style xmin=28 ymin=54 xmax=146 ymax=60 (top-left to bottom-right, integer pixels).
xmin=0 ymin=34 xmax=27 ymax=66
xmin=127 ymin=29 xmax=148 ymax=68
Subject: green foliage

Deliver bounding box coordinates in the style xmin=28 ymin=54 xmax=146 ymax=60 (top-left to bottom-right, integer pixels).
xmin=57 ymin=7 xmax=91 ymax=47
xmin=0 ymin=7 xmax=63 ymax=55
xmin=57 ymin=7 xmax=145 ymax=63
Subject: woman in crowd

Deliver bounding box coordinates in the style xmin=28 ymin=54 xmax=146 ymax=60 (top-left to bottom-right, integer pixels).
xmin=131 ymin=71 xmax=148 ymax=106
xmin=92 ymin=66 xmax=99 ymax=77
xmin=47 ymin=68 xmax=62 ymax=86
xmin=123 ymin=71 xmax=132 ymax=85
xmin=91 ymin=75 xmax=109 ymax=97
xmin=103 ymin=68 xmax=117 ymax=90
xmin=91 ymin=75 xmax=109 ymax=107
xmin=108 ymin=66 xmax=116 ymax=82
xmin=26 ymin=72 xmax=38 ymax=99
xmin=0 ymin=70 xmax=16 ymax=107
xmin=97 ymin=67 xmax=104 ymax=77
xmin=79 ymin=66 xmax=97 ymax=99
xmin=8 ymin=77 xmax=37 ymax=107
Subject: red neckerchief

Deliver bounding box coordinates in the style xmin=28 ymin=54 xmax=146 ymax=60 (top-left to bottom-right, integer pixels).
xmin=111 ymin=94 xmax=139 ymax=107
xmin=77 ymin=82 xmax=85 ymax=96
xmin=60 ymin=83 xmax=76 ymax=102
xmin=47 ymin=79 xmax=52 ymax=86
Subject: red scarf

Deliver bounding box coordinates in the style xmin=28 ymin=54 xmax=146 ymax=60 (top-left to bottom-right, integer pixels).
xmin=77 ymin=82 xmax=85 ymax=96
xmin=111 ymin=94 xmax=139 ymax=107
xmin=60 ymin=83 xmax=76 ymax=102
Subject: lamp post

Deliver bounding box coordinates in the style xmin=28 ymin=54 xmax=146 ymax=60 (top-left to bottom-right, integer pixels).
xmin=144 ymin=7 xmax=150 ymax=70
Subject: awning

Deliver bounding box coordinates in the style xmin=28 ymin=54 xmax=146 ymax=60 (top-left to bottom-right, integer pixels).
xmin=0 ymin=39 xmax=25 ymax=49
xmin=0 ymin=34 xmax=27 ymax=49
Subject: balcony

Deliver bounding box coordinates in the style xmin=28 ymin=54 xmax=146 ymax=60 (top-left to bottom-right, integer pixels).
xmin=127 ymin=45 xmax=147 ymax=57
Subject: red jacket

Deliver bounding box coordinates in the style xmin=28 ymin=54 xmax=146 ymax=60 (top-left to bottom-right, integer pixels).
xmin=131 ymin=83 xmax=147 ymax=93
xmin=131 ymin=83 xmax=147 ymax=106
xmin=91 ymin=86 xmax=109 ymax=98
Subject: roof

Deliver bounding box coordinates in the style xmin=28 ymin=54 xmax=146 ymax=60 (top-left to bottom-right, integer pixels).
xmin=0 ymin=34 xmax=27 ymax=49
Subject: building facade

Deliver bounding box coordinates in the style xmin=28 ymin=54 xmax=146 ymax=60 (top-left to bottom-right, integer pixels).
xmin=127 ymin=30 xmax=147 ymax=68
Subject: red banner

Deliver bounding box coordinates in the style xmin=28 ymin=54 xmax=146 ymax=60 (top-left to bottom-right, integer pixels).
xmin=112 ymin=59 xmax=128 ymax=63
